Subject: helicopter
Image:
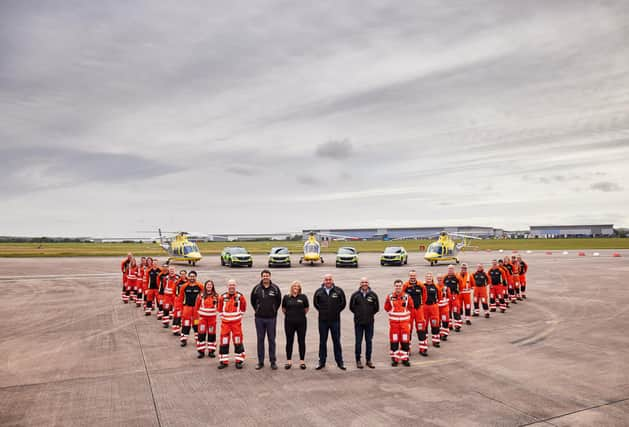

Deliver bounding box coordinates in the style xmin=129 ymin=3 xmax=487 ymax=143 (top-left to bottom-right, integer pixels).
xmin=422 ymin=231 xmax=480 ymax=266
xmin=299 ymin=232 xmax=324 ymax=265
xmin=154 ymin=229 xmax=203 ymax=266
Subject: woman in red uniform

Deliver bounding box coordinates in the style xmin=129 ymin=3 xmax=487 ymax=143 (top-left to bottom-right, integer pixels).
xmin=126 ymin=258 xmax=139 ymax=303
xmin=436 ymin=275 xmax=452 ymax=341
xmin=195 ymin=280 xmax=219 ymax=358
xmin=171 ymin=270 xmax=187 ymax=336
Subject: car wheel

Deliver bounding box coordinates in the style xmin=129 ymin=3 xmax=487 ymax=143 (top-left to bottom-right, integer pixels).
xmin=248 ymin=263 xmax=253 ymax=268
xmin=404 ymin=257 xmax=408 ymax=265
xmin=380 ymin=261 xmax=385 ymax=266
xmin=220 ymin=258 xmax=225 ymax=266
xmin=268 ymin=262 xmax=272 ymax=268
xmin=299 ymin=258 xmax=303 ymax=264
xmin=354 ymin=263 xmax=358 ymax=268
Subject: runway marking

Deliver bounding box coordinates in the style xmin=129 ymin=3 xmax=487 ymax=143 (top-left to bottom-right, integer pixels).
xmin=474 ymin=391 xmax=550 ymax=425
xmin=518 ymin=396 xmax=629 ymax=426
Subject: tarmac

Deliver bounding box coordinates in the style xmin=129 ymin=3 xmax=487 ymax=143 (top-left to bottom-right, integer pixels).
xmin=1 ymin=250 xmax=628 ymax=426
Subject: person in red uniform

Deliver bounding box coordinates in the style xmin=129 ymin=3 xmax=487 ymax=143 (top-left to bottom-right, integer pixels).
xmin=471 ymin=264 xmax=491 ymax=318
xmin=443 ymin=265 xmax=462 ymax=332
xmin=422 ymin=273 xmax=441 ymax=347
xmin=511 ymin=255 xmax=523 ymax=300
xmin=384 ymin=280 xmax=413 ymax=366
xmin=156 ymin=263 xmax=169 ymax=320
xmin=517 ymin=255 xmax=528 ymax=299
xmin=178 ymin=271 xmax=203 ymax=346
xmin=144 ymin=259 xmax=162 ymax=315
xmin=161 ymin=266 xmax=179 ymax=329
xmin=126 ymin=258 xmax=139 ymax=303
xmin=488 ymin=260 xmax=507 ymax=313
xmin=436 ymin=275 xmax=452 ymax=341
xmin=120 ymin=252 xmax=133 ymax=303
xmin=138 ymin=257 xmax=150 ymax=308
xmin=218 ymin=279 xmax=247 ymax=369
xmin=403 ymin=270 xmax=428 ymax=356
xmin=195 ymin=280 xmax=218 ymax=358
xmin=498 ymin=259 xmax=511 ymax=308
xmin=502 ymin=257 xmax=517 ymax=304
xmin=458 ymin=264 xmax=473 ymax=325
xmin=171 ymin=270 xmax=187 ymax=335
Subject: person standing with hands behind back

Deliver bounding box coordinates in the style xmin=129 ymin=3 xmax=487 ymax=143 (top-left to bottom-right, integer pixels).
xmin=281 ymin=281 xmax=309 ymax=370
xmin=313 ymin=274 xmax=347 ymax=370
xmin=349 ymin=277 xmax=379 ymax=369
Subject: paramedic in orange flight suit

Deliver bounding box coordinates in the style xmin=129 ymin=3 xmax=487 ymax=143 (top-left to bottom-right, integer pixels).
xmin=517 ymin=255 xmax=528 ymax=299
xmin=178 ymin=271 xmax=203 ymax=346
xmin=458 ymin=263 xmax=473 ymax=325
xmin=437 ymin=275 xmax=452 ymax=341
xmin=422 ymin=273 xmax=441 ymax=348
xmin=471 ymin=264 xmax=491 ymax=318
xmin=218 ymin=279 xmax=247 ymax=369
xmin=403 ymin=270 xmax=428 ymax=356
xmin=171 ymin=270 xmax=187 ymax=335
xmin=195 ymin=280 xmax=219 ymax=358
xmin=384 ymin=280 xmax=413 ymax=367
xmin=120 ymin=253 xmax=132 ymax=303
xmin=443 ymin=265 xmax=462 ymax=332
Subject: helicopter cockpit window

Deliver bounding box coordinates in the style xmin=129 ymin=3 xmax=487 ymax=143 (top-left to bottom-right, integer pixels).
xmin=428 ymin=243 xmax=443 ymax=255
xmin=183 ymin=244 xmax=199 ymax=255
xmin=304 ymin=243 xmax=319 ymax=254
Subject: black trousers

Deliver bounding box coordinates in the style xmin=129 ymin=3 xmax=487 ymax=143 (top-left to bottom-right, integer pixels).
xmin=285 ymin=319 xmax=307 ymax=360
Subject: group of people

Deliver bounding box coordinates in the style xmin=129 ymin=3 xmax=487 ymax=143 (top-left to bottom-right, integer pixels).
xmin=120 ymin=253 xmax=528 ymax=369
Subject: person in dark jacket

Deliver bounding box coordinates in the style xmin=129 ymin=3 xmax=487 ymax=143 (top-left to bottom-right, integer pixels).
xmin=349 ymin=277 xmax=379 ymax=369
xmin=313 ymin=274 xmax=347 ymax=370
xmin=250 ymin=270 xmax=282 ymax=370
xmin=281 ymin=280 xmax=309 ymax=369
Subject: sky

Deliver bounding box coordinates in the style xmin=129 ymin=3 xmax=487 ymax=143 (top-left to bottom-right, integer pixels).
xmin=1 ymin=1 xmax=629 ymax=237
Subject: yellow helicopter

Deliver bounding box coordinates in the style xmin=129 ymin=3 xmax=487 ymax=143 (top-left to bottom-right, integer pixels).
xmin=423 ymin=231 xmax=479 ymax=266
xmin=157 ymin=229 xmax=203 ymax=266
xmin=299 ymin=232 xmax=324 ymax=265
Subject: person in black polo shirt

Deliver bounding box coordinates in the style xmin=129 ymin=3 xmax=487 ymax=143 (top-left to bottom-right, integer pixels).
xmin=313 ymin=274 xmax=347 ymax=370
xmin=349 ymin=277 xmax=379 ymax=369
xmin=250 ymin=269 xmax=282 ymax=370
xmin=281 ymin=280 xmax=309 ymax=369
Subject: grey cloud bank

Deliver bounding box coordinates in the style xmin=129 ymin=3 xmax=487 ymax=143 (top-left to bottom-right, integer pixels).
xmin=1 ymin=1 xmax=628 ymax=236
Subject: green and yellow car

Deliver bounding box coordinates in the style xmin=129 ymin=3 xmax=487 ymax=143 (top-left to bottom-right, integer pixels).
xmin=221 ymin=247 xmax=253 ymax=268
xmin=380 ymin=246 xmax=408 ymax=266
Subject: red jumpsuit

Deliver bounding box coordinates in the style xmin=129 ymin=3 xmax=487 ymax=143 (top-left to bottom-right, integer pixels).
xmin=510 ymin=261 xmax=522 ymax=300
xmin=178 ymin=281 xmax=202 ymax=345
xmin=218 ymin=292 xmax=247 ymax=365
xmin=384 ymin=292 xmax=413 ymax=364
xmin=138 ymin=265 xmax=147 ymax=308
xmin=488 ymin=267 xmax=507 ymax=312
xmin=195 ymin=294 xmax=218 ymax=356
xmin=161 ymin=274 xmax=179 ymax=328
xmin=458 ymin=272 xmax=473 ymax=322
xmin=404 ymin=280 xmax=428 ymax=355
xmin=144 ymin=267 xmax=162 ymax=315
xmin=120 ymin=258 xmax=131 ymax=303
xmin=156 ymin=269 xmax=168 ymax=320
xmin=471 ymin=270 xmax=491 ymax=317
xmin=443 ymin=274 xmax=462 ymax=331
xmin=518 ymin=260 xmax=528 ymax=298
xmin=502 ymin=261 xmax=516 ymax=303
xmin=423 ymin=283 xmax=441 ymax=346
xmin=171 ymin=277 xmax=187 ymax=335
xmin=437 ymin=283 xmax=452 ymax=339
xmin=126 ymin=266 xmax=138 ymax=303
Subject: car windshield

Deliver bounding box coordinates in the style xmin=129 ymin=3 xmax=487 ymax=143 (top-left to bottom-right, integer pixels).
xmin=183 ymin=243 xmax=198 ymax=255
xmin=271 ymin=248 xmax=289 ymax=255
xmin=338 ymin=248 xmax=356 ymax=255
xmin=384 ymin=247 xmax=402 ymax=254
xmin=428 ymin=243 xmax=443 ymax=254
xmin=230 ymin=247 xmax=247 ymax=254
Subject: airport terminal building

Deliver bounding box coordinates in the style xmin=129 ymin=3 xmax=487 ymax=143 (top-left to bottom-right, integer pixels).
xmin=529 ymin=224 xmax=614 ymax=238
xmin=304 ymin=226 xmax=500 ymax=240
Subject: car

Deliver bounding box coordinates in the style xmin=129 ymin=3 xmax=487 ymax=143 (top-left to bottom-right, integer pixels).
xmin=336 ymin=247 xmax=359 ymax=268
xmin=380 ymin=246 xmax=408 ymax=266
xmin=268 ymin=247 xmax=291 ymax=268
xmin=221 ymin=247 xmax=253 ymax=268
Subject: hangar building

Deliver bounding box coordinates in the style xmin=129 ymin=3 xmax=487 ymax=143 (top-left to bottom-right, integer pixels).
xmin=529 ymin=224 xmax=614 ymax=238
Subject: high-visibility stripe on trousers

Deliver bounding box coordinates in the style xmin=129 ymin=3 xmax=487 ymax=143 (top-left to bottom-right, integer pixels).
xmin=219 ymin=321 xmax=245 ymax=365
xmin=389 ymin=321 xmax=410 ymax=362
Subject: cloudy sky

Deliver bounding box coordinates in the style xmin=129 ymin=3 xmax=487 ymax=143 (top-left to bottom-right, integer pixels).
xmin=1 ymin=1 xmax=628 ymax=237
